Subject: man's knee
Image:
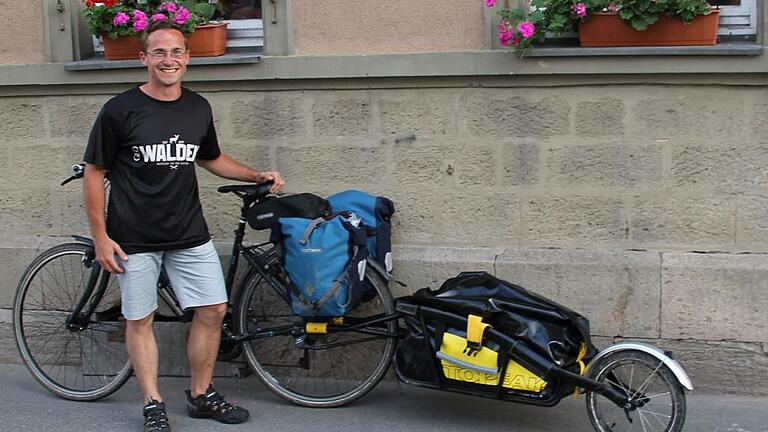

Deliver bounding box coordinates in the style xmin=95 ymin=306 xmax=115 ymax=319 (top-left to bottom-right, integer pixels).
xmin=126 ymin=313 xmax=155 ymax=334
xmin=193 ymin=303 xmax=226 ymax=326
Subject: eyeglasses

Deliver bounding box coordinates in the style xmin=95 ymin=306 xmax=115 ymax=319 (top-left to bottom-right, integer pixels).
xmin=144 ymin=49 xmax=188 ymax=59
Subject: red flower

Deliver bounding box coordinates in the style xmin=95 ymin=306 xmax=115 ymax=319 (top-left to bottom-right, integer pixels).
xmin=102 ymin=0 xmax=117 ymax=7
xmin=84 ymin=0 xmax=94 ymax=7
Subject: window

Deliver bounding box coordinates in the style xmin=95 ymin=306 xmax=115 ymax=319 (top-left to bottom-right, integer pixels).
xmin=91 ymin=0 xmax=263 ymax=56
xmin=216 ymin=0 xmax=264 ymax=51
xmin=712 ymin=0 xmax=758 ymax=38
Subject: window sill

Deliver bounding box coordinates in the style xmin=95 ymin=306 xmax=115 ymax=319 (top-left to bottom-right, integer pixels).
xmin=64 ymin=52 xmax=261 ymax=71
xmin=518 ymin=42 xmax=763 ymax=57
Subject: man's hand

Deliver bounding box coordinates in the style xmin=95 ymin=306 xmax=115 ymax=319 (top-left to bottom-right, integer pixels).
xmin=93 ymin=235 xmax=128 ymax=274
xmin=256 ymin=170 xmax=285 ymax=194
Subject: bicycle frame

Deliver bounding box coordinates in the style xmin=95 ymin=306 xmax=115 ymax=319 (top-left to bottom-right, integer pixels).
xmin=64 ymin=194 xmax=402 ymax=352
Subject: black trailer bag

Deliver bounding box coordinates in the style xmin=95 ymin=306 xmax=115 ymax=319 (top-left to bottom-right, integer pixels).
xmin=246 ymin=193 xmax=330 ymax=230
xmin=394 ymin=271 xmax=595 ymax=397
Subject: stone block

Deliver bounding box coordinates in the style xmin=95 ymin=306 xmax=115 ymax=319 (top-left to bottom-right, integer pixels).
xmin=547 ymin=143 xmax=663 ymax=187
xmin=737 ymin=196 xmax=768 ymax=250
xmin=454 ymin=144 xmax=497 ymax=186
xmin=620 ymin=338 xmax=768 ymax=396
xmin=523 ymin=196 xmax=626 ymax=247
xmin=0 ymin=187 xmax=54 ymax=236
xmin=276 ymin=145 xmax=386 ymax=189
xmin=392 ymin=141 xmax=457 ymax=188
xmin=0 ymin=236 xmax=44 ymax=309
xmin=0 ymin=100 xmax=44 ymax=139
xmin=232 ymin=96 xmax=306 ymax=139
xmin=391 ymin=246 xmax=497 ymax=298
xmin=629 ymin=197 xmax=734 ymax=249
xmin=435 ymin=191 xmax=521 ymax=246
xmin=575 ymin=97 xmax=625 ymax=137
xmin=199 ymin=185 xmax=244 ymax=239
xmin=495 ymin=249 xmax=661 ymax=337
xmin=313 ymin=96 xmax=370 ymax=136
xmin=48 ymin=96 xmax=105 ymax=139
xmin=8 ymin=142 xmax=71 ymax=187
xmin=387 ymin=187 xmax=443 ymax=245
xmin=52 ymin=185 xmax=89 ymax=236
xmin=0 ymin=319 xmax=20 ymax=364
xmin=501 ymin=141 xmax=539 ymax=186
xmin=671 ymin=142 xmax=768 ymax=192
xmin=633 ymin=95 xmax=744 ymax=139
xmin=661 ymin=253 xmax=768 ymax=342
xmin=462 ymin=94 xmax=570 ymax=138
xmin=377 ymin=94 xmax=455 ymax=136
xmin=218 ymin=143 xmax=273 ymax=173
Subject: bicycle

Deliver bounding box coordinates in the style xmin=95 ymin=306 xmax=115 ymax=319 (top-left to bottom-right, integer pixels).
xmin=14 ymin=164 xmax=691 ymax=432
xmin=13 ymin=163 xmax=397 ymax=406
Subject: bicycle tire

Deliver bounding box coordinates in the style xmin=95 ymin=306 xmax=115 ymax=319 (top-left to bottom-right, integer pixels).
xmin=234 ymin=259 xmax=396 ymax=408
xmin=13 ymin=242 xmax=133 ymax=401
xmin=585 ymin=350 xmax=686 ymax=432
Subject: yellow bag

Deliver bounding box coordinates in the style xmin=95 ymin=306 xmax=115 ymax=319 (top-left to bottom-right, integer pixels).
xmin=436 ymin=316 xmax=548 ymax=393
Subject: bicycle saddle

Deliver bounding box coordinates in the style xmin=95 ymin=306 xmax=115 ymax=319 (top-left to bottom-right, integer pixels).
xmin=217 ymin=183 xmax=273 ymax=203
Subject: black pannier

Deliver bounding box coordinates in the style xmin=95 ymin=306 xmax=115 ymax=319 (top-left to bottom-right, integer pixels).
xmin=394 ymin=271 xmax=596 ymax=402
xmin=245 ymin=193 xmax=329 ymax=230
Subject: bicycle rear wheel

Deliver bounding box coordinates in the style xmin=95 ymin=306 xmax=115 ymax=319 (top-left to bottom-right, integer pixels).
xmin=234 ymin=262 xmax=396 ymax=408
xmin=13 ymin=242 xmax=132 ymax=401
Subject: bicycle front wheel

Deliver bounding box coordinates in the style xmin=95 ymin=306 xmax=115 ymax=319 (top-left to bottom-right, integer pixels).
xmin=585 ymin=350 xmax=686 ymax=432
xmin=13 ymin=242 xmax=132 ymax=401
xmin=234 ymin=265 xmax=397 ymax=408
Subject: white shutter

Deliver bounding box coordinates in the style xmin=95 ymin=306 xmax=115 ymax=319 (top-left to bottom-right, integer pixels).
xmin=224 ymin=19 xmax=263 ymax=49
xmin=717 ymin=1 xmax=757 ymax=36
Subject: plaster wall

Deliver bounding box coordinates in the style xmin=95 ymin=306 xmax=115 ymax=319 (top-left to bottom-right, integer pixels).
xmin=0 ymin=0 xmax=45 ymax=64
xmin=291 ymin=0 xmax=486 ymax=55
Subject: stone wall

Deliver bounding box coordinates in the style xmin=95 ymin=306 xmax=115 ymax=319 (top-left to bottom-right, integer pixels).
xmin=1 ymin=81 xmax=766 ymax=394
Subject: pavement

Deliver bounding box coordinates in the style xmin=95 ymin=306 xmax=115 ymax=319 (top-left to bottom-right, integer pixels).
xmin=1 ymin=362 xmax=766 ymax=432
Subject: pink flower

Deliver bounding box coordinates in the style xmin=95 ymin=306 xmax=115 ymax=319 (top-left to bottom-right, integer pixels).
xmin=112 ymin=12 xmax=130 ymax=26
xmin=159 ymin=2 xmax=177 ymax=12
xmin=516 ymin=21 xmax=535 ymax=39
xmin=132 ymin=9 xmax=147 ymax=22
xmin=151 ymin=13 xmax=167 ymax=21
xmin=607 ymin=2 xmax=618 ymax=12
xmin=571 ymin=2 xmax=587 ymax=18
xmin=133 ymin=19 xmax=147 ymax=32
xmin=486 ymin=0 xmax=495 ymax=7
xmin=174 ymin=6 xmax=190 ymax=25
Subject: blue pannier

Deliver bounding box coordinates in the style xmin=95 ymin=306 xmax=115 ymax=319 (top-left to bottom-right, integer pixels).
xmin=277 ymin=215 xmax=368 ymax=317
xmin=327 ymin=190 xmax=395 ymax=274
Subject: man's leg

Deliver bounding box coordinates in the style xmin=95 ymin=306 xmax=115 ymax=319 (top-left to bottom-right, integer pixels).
xmin=117 ymin=251 xmax=164 ymax=402
xmin=187 ymin=302 xmax=226 ymax=397
xmin=126 ymin=313 xmax=163 ymax=402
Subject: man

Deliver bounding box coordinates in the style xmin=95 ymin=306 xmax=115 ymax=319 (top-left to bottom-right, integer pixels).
xmin=83 ymin=20 xmax=284 ymax=432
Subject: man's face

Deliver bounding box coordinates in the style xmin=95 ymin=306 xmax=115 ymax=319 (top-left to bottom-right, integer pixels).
xmin=139 ymin=29 xmax=189 ymax=87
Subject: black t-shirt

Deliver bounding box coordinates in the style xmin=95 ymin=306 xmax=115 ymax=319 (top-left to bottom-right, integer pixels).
xmin=84 ymin=86 xmax=221 ymax=254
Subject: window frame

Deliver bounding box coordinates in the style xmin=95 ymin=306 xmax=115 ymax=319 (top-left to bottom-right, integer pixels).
xmin=486 ymin=0 xmax=762 ymax=50
xmin=48 ymin=0 xmax=291 ymax=63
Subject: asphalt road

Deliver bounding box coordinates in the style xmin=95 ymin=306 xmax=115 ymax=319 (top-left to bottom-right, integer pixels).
xmin=1 ymin=362 xmax=766 ymax=432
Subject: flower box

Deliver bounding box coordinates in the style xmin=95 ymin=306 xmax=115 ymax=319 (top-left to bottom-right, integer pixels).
xmin=101 ymin=35 xmax=142 ymax=60
xmin=578 ymin=9 xmax=720 ymax=47
xmin=188 ymin=22 xmax=228 ymax=57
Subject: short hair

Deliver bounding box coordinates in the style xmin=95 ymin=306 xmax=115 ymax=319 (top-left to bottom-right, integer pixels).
xmin=141 ymin=20 xmax=188 ymax=52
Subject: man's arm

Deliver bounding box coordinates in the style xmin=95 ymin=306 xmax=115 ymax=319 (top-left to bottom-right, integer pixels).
xmin=196 ymin=153 xmax=285 ymax=193
xmin=83 ymin=163 xmax=127 ymax=273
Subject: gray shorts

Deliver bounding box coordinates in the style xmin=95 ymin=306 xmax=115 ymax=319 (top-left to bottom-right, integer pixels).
xmin=116 ymin=240 xmax=227 ymax=321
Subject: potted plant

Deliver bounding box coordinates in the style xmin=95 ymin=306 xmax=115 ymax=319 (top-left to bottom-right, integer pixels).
xmin=487 ymin=0 xmax=720 ymax=49
xmin=83 ymin=0 xmax=228 ymax=60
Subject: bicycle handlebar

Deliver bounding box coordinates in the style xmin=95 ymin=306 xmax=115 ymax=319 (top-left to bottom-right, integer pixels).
xmin=61 ymin=163 xmax=86 ymax=186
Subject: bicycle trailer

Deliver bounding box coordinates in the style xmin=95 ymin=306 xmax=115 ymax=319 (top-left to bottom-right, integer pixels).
xmin=394 ymin=271 xmax=597 ymax=405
